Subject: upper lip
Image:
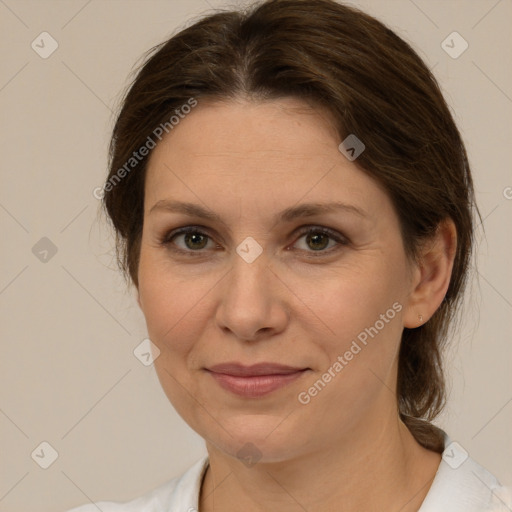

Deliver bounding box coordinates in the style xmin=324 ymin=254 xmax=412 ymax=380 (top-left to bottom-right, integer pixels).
xmin=206 ymin=363 xmax=307 ymax=376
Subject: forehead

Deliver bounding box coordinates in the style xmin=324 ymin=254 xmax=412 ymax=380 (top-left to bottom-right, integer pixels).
xmin=144 ymin=98 xmax=390 ymax=222
xmin=149 ymin=98 xmax=338 ymax=165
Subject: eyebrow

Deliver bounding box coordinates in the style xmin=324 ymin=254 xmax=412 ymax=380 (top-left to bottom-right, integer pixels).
xmin=149 ymin=199 xmax=367 ymax=224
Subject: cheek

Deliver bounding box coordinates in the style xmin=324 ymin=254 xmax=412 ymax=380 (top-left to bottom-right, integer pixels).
xmin=293 ymin=260 xmax=407 ymax=414
xmin=139 ymin=279 xmax=207 ymax=354
xmin=138 ymin=258 xmax=212 ymax=422
xmin=295 ymin=271 xmax=405 ymax=426
xmin=137 ymin=249 xmax=207 ymax=354
xmin=301 ymin=260 xmax=405 ymax=343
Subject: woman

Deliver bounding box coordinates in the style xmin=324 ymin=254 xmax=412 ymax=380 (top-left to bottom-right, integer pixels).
xmin=69 ymin=0 xmax=510 ymax=510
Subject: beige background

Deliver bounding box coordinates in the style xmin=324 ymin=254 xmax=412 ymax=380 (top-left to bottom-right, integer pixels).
xmin=0 ymin=0 xmax=511 ymax=510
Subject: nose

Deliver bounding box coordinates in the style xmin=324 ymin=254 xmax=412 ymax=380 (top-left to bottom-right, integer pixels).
xmin=214 ymin=249 xmax=289 ymax=342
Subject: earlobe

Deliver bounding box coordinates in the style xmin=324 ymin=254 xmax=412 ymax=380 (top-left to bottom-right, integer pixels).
xmin=402 ymin=219 xmax=457 ymax=328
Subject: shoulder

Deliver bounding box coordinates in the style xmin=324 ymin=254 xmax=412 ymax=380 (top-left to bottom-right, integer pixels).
xmin=65 ymin=456 xmax=209 ymax=512
xmin=420 ymin=438 xmax=512 ymax=511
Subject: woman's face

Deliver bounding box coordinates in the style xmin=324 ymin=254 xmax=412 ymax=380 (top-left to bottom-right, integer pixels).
xmin=138 ymin=98 xmax=418 ymax=463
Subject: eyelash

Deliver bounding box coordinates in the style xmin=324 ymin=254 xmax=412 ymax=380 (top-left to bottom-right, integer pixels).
xmin=160 ymin=225 xmax=348 ymax=258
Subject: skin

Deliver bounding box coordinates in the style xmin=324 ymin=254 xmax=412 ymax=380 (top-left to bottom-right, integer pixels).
xmin=137 ymin=97 xmax=457 ymax=512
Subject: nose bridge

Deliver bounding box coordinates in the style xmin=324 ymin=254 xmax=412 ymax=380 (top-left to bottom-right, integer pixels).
xmin=215 ymin=243 xmax=287 ymax=340
xmin=226 ymin=243 xmax=271 ymax=304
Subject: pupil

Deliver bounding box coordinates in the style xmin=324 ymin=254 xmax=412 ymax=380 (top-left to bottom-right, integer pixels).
xmin=307 ymin=232 xmax=328 ymax=251
xmin=185 ymin=232 xmax=207 ymax=250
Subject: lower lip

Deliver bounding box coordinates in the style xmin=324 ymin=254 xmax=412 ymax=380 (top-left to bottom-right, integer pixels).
xmin=208 ymin=370 xmax=307 ymax=398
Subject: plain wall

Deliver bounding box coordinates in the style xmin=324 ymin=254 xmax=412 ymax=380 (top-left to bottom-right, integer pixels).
xmin=1 ymin=0 xmax=511 ymax=510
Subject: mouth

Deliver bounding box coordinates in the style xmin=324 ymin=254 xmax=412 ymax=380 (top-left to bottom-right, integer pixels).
xmin=205 ymin=362 xmax=309 ymax=398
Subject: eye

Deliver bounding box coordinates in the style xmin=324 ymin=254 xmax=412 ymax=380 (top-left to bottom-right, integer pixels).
xmin=161 ymin=225 xmax=348 ymax=257
xmin=161 ymin=227 xmax=217 ymax=254
xmin=291 ymin=226 xmax=347 ymax=255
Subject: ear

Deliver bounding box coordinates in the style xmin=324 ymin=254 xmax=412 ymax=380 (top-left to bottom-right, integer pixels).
xmin=402 ymin=218 xmax=457 ymax=328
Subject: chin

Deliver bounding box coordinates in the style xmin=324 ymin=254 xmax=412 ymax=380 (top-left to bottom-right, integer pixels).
xmin=198 ymin=412 xmax=312 ymax=464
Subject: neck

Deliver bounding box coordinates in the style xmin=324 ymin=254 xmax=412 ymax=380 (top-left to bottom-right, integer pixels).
xmin=199 ymin=411 xmax=441 ymax=512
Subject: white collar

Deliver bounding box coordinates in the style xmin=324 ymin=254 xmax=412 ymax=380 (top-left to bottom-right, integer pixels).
xmin=418 ymin=432 xmax=510 ymax=511
xmin=118 ymin=432 xmax=510 ymax=511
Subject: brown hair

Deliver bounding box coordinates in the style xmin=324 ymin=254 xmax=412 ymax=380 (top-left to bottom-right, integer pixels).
xmin=103 ymin=0 xmax=478 ymax=452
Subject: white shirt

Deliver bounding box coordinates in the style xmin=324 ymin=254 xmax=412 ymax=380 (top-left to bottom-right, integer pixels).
xmin=67 ymin=435 xmax=511 ymax=511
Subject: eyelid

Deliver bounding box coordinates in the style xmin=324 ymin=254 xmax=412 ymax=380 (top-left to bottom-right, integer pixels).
xmin=294 ymin=225 xmax=348 ymax=243
xmin=161 ymin=225 xmax=215 ymax=244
